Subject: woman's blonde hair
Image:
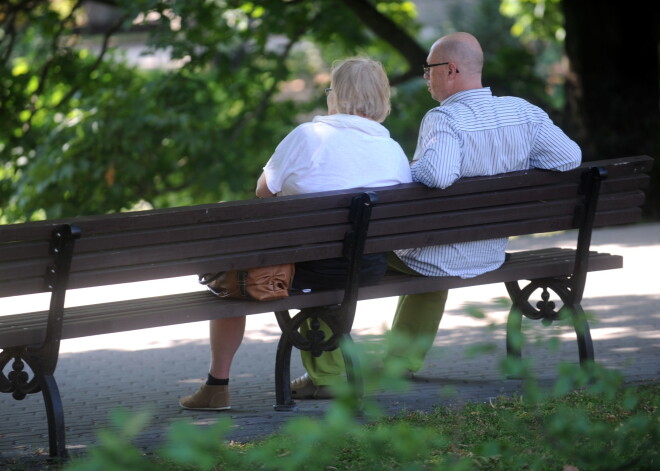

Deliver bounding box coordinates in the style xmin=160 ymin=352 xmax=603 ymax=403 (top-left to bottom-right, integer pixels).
xmin=328 ymin=57 xmax=391 ymax=123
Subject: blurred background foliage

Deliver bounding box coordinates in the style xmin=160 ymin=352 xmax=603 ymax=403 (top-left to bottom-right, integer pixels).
xmin=0 ymin=0 xmax=656 ymax=223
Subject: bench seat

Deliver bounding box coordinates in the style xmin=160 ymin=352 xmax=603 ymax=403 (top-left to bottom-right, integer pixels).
xmin=0 ymin=247 xmax=622 ymax=349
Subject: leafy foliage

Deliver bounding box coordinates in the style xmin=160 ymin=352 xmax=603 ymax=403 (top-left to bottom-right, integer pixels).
xmin=0 ymin=0 xmax=424 ymax=222
xmin=0 ymin=0 xmax=568 ymax=223
xmin=499 ymin=0 xmax=565 ymax=42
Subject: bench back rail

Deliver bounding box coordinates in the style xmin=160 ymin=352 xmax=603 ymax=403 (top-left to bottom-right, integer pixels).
xmin=365 ymin=156 xmax=648 ymax=254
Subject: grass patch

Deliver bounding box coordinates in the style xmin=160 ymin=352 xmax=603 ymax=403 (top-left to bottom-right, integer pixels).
xmin=52 ymin=378 xmax=658 ymax=471
xmin=5 ymin=382 xmax=658 ymax=470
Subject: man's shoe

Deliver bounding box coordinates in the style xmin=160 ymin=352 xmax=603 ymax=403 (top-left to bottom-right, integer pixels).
xmin=290 ymin=373 xmax=334 ymax=399
xmin=180 ymin=384 xmax=231 ymax=410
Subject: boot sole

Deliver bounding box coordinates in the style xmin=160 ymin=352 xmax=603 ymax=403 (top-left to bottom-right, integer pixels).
xmin=179 ymin=403 xmax=231 ymax=411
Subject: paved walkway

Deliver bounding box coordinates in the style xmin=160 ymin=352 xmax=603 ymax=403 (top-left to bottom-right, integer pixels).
xmin=1 ymin=223 xmax=659 ymax=464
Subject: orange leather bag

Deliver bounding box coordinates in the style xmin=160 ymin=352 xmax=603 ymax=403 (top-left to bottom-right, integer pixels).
xmin=199 ymin=264 xmax=295 ymax=301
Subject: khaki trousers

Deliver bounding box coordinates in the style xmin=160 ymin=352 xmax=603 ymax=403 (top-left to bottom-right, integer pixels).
xmin=301 ymin=252 xmax=448 ymax=385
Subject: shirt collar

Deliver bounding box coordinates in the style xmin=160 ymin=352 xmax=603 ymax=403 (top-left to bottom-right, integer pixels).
xmin=440 ymin=87 xmax=492 ymax=106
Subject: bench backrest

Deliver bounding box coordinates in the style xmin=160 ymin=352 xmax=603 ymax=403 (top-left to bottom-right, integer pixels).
xmin=0 ymin=155 xmax=652 ymax=300
xmin=363 ymin=155 xmax=652 ymax=255
xmin=0 ymin=190 xmax=372 ymax=298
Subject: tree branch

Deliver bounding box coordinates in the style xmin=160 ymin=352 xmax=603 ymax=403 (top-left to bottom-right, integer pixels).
xmin=27 ymin=0 xmax=85 ymax=116
xmin=21 ymin=1 xmax=127 ymax=133
xmin=228 ymin=19 xmax=308 ymax=142
xmin=0 ymin=0 xmax=48 ymax=65
xmin=52 ymin=10 xmax=129 ymax=110
xmin=338 ymin=0 xmax=427 ymax=85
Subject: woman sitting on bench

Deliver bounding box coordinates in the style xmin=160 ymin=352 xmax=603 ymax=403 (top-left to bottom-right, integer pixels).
xmin=180 ymin=56 xmax=412 ymax=410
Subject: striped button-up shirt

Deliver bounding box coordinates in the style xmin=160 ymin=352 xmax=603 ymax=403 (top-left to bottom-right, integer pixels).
xmin=395 ymin=87 xmax=581 ymax=278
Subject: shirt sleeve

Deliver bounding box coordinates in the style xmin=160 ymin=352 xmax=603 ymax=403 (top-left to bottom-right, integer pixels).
xmin=410 ymin=110 xmax=461 ymax=189
xmin=263 ymin=124 xmax=312 ymax=194
xmin=529 ymin=110 xmax=582 ymax=171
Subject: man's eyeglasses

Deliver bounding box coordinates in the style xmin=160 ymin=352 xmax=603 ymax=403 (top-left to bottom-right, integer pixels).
xmin=324 ymin=88 xmax=332 ymax=96
xmin=423 ymin=62 xmax=449 ymax=74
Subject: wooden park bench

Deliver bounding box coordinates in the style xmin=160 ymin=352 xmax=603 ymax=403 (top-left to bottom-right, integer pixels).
xmin=0 ymin=154 xmax=653 ymax=458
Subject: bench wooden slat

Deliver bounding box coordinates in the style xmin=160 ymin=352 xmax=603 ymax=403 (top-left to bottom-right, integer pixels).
xmin=0 ymin=240 xmax=349 ymax=297
xmin=600 ymin=173 xmax=650 ymax=193
xmin=0 ymin=240 xmax=52 ymax=263
xmin=70 ymin=224 xmax=350 ymax=271
xmin=64 ymin=211 xmax=347 ymax=254
xmin=371 ymin=198 xmax=580 ymax=236
xmin=372 ymin=182 xmax=581 ymax=219
xmin=0 ymin=189 xmax=364 ymax=242
xmin=63 ymin=241 xmax=346 ymax=290
xmin=371 ymin=155 xmax=651 ymax=205
xmin=361 ymin=249 xmax=623 ymax=298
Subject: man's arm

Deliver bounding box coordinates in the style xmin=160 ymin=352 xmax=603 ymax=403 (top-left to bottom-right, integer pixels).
xmin=410 ymin=112 xmax=462 ymax=189
xmin=530 ymin=117 xmax=582 ymax=171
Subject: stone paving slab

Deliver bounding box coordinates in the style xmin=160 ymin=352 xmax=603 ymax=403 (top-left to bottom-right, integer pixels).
xmin=1 ymin=223 xmax=658 ymax=464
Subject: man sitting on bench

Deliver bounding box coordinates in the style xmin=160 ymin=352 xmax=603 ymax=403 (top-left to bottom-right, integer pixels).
xmin=294 ymin=31 xmax=582 ymax=398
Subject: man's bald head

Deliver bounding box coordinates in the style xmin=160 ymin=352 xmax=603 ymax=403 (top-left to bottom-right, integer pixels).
xmin=425 ymin=32 xmax=484 ymax=101
xmin=431 ymin=32 xmax=483 ymax=76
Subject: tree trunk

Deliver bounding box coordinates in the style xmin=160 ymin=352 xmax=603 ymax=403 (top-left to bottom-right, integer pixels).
xmin=562 ymin=0 xmax=659 ymax=218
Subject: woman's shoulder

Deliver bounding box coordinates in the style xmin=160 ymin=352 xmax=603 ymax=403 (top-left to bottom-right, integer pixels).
xmin=279 ymin=120 xmax=322 ymax=143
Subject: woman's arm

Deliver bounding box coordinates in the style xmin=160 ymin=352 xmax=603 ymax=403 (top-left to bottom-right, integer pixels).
xmin=256 ymin=172 xmax=276 ymax=198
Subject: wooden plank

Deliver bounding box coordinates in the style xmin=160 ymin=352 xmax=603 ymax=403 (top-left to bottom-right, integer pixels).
xmin=371 ymin=182 xmax=580 ymax=219
xmin=366 ymin=215 xmax=577 ymax=254
xmin=0 ymin=187 xmax=364 ymax=242
xmin=64 ymin=241 xmax=347 ymax=290
xmin=69 ymin=223 xmax=351 ymax=273
xmin=359 ymin=250 xmax=623 ymax=298
xmin=0 ymin=240 xmax=51 ymax=263
xmin=586 ymin=155 xmax=654 ymax=176
xmin=370 ymin=199 xmax=580 ymax=237
xmin=71 ymin=208 xmax=349 ymax=253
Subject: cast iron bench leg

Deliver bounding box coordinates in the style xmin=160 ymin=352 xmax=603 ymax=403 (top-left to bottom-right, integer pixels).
xmin=566 ymin=303 xmax=595 ymax=364
xmin=506 ymin=305 xmax=523 ymax=361
xmin=274 ymin=328 xmax=296 ymax=411
xmin=273 ymin=307 xmax=360 ymax=410
xmin=0 ymin=349 xmax=68 ymax=458
xmin=505 ymin=278 xmax=595 ymax=368
xmin=41 ymin=374 xmax=68 ymax=458
xmin=339 ymin=332 xmax=363 ymax=408
xmin=273 ymin=310 xmax=300 ymax=411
